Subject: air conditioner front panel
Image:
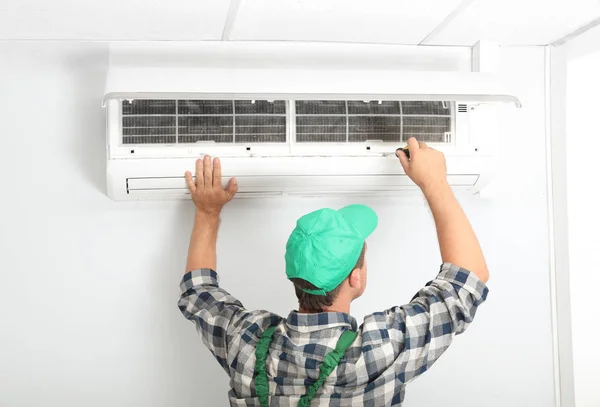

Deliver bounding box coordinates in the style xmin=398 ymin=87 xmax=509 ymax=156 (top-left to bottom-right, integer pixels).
xmin=107 ymin=156 xmax=488 ymax=200
xmin=108 ymin=155 xmax=488 ymax=177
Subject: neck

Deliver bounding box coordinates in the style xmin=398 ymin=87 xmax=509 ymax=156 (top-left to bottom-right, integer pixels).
xmin=299 ymin=302 xmax=351 ymax=315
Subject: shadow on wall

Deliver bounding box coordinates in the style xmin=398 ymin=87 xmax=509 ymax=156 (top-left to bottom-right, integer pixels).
xmin=66 ymin=46 xmax=109 ymax=196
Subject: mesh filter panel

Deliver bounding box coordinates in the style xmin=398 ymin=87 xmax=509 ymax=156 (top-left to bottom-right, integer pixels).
xmin=295 ymin=101 xmax=453 ymax=143
xmin=122 ymin=100 xmax=286 ymax=144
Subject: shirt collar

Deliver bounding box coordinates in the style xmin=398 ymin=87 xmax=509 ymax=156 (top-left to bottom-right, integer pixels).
xmin=286 ymin=311 xmax=358 ymax=333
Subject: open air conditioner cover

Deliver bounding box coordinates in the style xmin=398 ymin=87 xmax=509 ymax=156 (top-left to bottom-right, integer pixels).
xmin=104 ymin=46 xmax=521 ymax=107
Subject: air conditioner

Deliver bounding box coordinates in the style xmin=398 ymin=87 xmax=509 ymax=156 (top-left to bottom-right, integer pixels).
xmin=104 ymin=47 xmax=520 ymax=200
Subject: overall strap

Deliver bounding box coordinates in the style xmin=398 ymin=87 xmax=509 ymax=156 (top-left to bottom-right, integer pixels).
xmin=297 ymin=330 xmax=358 ymax=407
xmin=254 ymin=328 xmax=358 ymax=407
xmin=255 ymin=326 xmax=277 ymax=407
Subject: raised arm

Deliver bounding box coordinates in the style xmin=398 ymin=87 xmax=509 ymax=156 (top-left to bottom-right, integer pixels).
xmin=359 ymin=139 xmax=489 ymax=384
xmin=397 ymin=138 xmax=489 ymax=283
xmin=184 ymin=155 xmax=238 ymax=272
xmin=179 ymin=156 xmax=258 ymax=371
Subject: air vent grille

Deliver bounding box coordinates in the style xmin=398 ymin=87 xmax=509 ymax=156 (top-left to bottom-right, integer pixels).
xmin=458 ymin=104 xmax=468 ymax=113
xmin=121 ymin=100 xmax=286 ymax=145
xmin=121 ymin=100 xmax=454 ymax=145
xmin=295 ymin=101 xmax=453 ymax=143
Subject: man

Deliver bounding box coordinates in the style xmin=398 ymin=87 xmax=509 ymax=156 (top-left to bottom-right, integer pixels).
xmin=178 ymin=138 xmax=489 ymax=406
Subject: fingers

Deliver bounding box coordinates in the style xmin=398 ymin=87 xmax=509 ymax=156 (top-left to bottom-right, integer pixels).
xmin=195 ymin=158 xmax=204 ymax=187
xmin=418 ymin=141 xmax=428 ymax=149
xmin=185 ymin=171 xmax=196 ymax=193
xmin=397 ymin=149 xmax=410 ymax=171
xmin=225 ymin=177 xmax=238 ymax=201
xmin=203 ymin=155 xmax=212 ymax=187
xmin=213 ymin=157 xmax=222 ymax=189
xmin=406 ymin=137 xmax=420 ymax=157
xmin=189 ymin=157 xmax=237 ymax=206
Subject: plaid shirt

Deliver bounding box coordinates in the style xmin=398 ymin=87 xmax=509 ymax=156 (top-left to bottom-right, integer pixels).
xmin=178 ymin=263 xmax=488 ymax=406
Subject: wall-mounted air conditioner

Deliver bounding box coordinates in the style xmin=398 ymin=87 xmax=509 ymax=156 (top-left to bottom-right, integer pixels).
xmin=104 ymin=46 xmax=520 ymax=200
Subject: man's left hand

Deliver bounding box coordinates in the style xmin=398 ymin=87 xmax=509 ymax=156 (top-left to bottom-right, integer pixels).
xmin=185 ymin=156 xmax=238 ymax=216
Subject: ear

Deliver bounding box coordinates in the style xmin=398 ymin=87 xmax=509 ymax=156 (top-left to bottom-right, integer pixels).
xmin=348 ymin=267 xmax=363 ymax=291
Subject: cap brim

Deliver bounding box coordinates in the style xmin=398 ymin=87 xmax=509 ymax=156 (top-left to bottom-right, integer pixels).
xmin=337 ymin=204 xmax=378 ymax=239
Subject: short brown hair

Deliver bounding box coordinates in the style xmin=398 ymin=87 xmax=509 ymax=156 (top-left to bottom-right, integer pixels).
xmin=291 ymin=244 xmax=366 ymax=313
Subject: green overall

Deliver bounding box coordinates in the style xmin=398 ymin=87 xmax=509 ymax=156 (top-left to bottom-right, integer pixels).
xmin=254 ymin=327 xmax=357 ymax=407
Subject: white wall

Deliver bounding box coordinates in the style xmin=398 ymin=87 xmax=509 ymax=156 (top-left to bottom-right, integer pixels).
xmin=0 ymin=42 xmax=556 ymax=406
xmin=566 ymin=49 xmax=600 ymax=407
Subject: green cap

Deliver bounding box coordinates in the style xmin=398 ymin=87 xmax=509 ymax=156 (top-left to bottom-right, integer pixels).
xmin=285 ymin=204 xmax=378 ymax=296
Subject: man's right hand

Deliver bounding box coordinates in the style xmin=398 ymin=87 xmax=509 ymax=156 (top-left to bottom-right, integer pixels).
xmin=396 ymin=137 xmax=448 ymax=193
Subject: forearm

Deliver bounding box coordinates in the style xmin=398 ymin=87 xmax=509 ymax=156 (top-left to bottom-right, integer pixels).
xmin=186 ymin=210 xmax=220 ymax=273
xmin=423 ymin=182 xmax=489 ymax=283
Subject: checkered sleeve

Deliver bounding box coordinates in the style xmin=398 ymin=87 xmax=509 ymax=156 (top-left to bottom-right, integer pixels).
xmin=178 ymin=269 xmax=274 ymax=373
xmin=380 ymin=262 xmax=488 ymax=383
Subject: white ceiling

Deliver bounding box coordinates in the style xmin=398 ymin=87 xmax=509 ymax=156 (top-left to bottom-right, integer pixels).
xmin=228 ymin=0 xmax=464 ymax=44
xmin=0 ymin=0 xmax=230 ymax=40
xmin=1 ymin=0 xmax=599 ymax=45
xmin=424 ymin=0 xmax=600 ymax=46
